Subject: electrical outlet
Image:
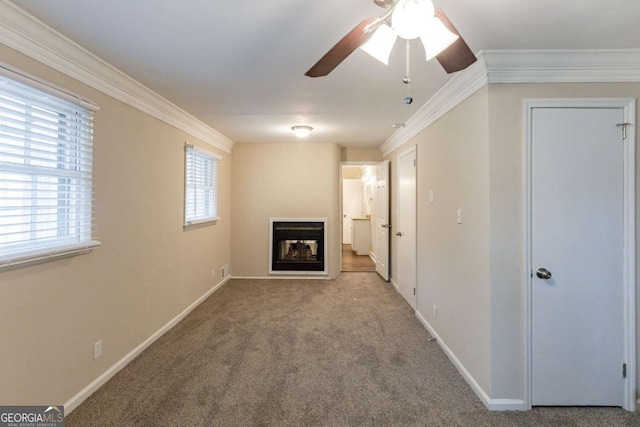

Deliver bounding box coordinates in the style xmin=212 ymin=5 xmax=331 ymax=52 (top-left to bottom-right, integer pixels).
xmin=221 ymin=264 xmax=228 ymax=278
xmin=433 ymin=305 xmax=438 ymax=319
xmin=93 ymin=340 xmax=102 ymax=360
xmin=211 ymin=269 xmax=215 ymax=279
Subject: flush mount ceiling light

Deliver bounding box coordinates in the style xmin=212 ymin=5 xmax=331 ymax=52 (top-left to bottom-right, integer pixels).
xmin=291 ymin=125 xmax=313 ymax=138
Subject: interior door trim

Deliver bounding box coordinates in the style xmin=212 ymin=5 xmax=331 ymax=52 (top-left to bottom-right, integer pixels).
xmin=524 ymin=98 xmax=636 ymax=411
xmin=340 ymin=161 xmax=378 ymax=273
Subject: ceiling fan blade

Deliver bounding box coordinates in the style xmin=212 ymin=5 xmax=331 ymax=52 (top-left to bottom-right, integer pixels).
xmin=372 ymin=0 xmax=395 ymax=8
xmin=434 ymin=9 xmax=477 ymax=74
xmin=305 ymin=17 xmax=379 ymax=78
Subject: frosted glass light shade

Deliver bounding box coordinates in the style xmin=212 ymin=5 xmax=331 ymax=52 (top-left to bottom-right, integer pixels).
xmin=420 ymin=17 xmax=459 ymax=60
xmin=360 ymin=24 xmax=397 ymax=65
xmin=291 ymin=125 xmax=313 ymax=137
xmin=392 ymin=0 xmax=435 ymax=40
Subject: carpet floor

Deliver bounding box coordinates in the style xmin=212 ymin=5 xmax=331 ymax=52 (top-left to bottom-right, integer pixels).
xmin=66 ymin=273 xmax=640 ymax=426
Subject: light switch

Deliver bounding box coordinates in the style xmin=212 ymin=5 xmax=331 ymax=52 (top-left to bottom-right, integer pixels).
xmin=429 ymin=189 xmax=435 ymax=204
xmin=456 ymin=209 xmax=462 ymax=224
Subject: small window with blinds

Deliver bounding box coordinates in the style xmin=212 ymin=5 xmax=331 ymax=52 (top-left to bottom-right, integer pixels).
xmin=0 ymin=68 xmax=99 ymax=269
xmin=184 ymin=144 xmax=220 ymax=227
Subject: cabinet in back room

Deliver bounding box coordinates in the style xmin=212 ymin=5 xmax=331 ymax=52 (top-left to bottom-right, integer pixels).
xmin=351 ymin=217 xmax=371 ymax=256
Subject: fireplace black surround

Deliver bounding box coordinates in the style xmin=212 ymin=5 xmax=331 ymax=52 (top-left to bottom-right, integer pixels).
xmin=270 ymin=220 xmax=325 ymax=273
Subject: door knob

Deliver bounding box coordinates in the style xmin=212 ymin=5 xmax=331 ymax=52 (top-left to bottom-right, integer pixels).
xmin=536 ymin=268 xmax=552 ymax=280
xmin=396 ymin=231 xmax=403 ymax=236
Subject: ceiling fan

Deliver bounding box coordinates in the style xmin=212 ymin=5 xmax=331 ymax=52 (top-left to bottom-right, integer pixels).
xmin=305 ymin=0 xmax=477 ymax=78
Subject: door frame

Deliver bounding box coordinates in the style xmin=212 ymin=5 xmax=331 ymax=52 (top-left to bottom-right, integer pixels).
xmin=396 ymin=146 xmax=417 ymax=308
xmin=524 ymin=98 xmax=636 ymax=411
xmin=340 ymin=162 xmax=377 ymax=273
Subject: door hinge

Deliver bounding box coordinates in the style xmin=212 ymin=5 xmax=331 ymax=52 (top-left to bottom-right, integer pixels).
xmin=623 ymin=363 xmax=627 ymax=378
xmin=413 ymin=158 xmax=416 ymax=167
xmin=617 ymin=123 xmax=630 ymax=140
xmin=413 ymin=288 xmax=416 ymax=295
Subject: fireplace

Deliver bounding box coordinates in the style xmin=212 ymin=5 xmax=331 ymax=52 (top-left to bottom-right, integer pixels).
xmin=270 ymin=218 xmax=327 ymax=274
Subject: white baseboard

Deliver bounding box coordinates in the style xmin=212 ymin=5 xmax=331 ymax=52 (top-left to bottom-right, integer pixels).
xmin=64 ymin=275 xmax=232 ymax=414
xmin=231 ymin=276 xmax=331 ymax=280
xmin=414 ymin=310 xmax=525 ymax=411
xmin=390 ymin=278 xmax=399 ymax=291
xmin=488 ymin=399 xmax=526 ymax=411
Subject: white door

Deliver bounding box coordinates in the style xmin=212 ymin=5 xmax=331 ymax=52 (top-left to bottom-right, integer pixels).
xmin=397 ymin=149 xmax=416 ymax=309
xmin=375 ymin=160 xmax=390 ymax=280
xmin=342 ymin=179 xmax=363 ymax=244
xmin=531 ymin=106 xmax=625 ymax=406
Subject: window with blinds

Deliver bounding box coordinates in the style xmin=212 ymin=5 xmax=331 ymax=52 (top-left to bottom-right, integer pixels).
xmin=184 ymin=144 xmax=220 ymax=226
xmin=0 ymin=69 xmax=98 ymax=267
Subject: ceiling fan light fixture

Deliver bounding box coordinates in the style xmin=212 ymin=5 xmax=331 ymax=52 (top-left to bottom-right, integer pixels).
xmin=419 ymin=17 xmax=459 ymax=60
xmin=360 ymin=24 xmax=397 ymax=65
xmin=392 ymin=0 xmax=435 ymax=40
xmin=291 ymin=125 xmax=313 ymax=138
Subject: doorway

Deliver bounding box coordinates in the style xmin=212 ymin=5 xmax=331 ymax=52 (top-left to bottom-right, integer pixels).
xmin=525 ymin=99 xmax=636 ymax=410
xmin=341 ymin=164 xmax=376 ymax=272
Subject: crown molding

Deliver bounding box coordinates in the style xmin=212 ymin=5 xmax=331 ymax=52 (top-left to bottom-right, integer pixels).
xmin=381 ymin=55 xmax=489 ymax=156
xmin=0 ymin=0 xmax=234 ymax=153
xmin=381 ymin=49 xmax=640 ymax=156
xmin=483 ymin=49 xmax=640 ymax=84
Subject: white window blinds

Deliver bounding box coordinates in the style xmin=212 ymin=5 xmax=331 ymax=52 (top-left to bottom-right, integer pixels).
xmin=0 ymin=70 xmax=98 ymax=265
xmin=184 ymin=144 xmax=219 ymax=226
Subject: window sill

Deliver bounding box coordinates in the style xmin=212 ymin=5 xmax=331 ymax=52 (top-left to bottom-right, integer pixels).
xmin=0 ymin=240 xmax=102 ymax=272
xmin=183 ymin=217 xmax=219 ymax=231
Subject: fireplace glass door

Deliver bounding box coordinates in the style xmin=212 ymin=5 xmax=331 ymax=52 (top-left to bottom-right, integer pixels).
xmin=271 ymin=221 xmax=324 ymax=272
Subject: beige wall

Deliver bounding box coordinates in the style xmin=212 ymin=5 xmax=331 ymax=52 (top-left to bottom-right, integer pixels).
xmin=421 ymin=87 xmax=491 ymax=393
xmin=231 ymin=142 xmax=341 ymax=278
xmin=386 ymin=81 xmax=640 ymax=402
xmin=386 ymin=87 xmax=492 ymax=394
xmin=341 ymin=146 xmax=383 ymax=163
xmin=342 ymin=166 xmax=361 ymax=180
xmin=0 ymin=45 xmax=232 ymax=405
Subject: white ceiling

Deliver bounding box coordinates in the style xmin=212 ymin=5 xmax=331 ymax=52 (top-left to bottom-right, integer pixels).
xmin=10 ymin=0 xmax=640 ymax=148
